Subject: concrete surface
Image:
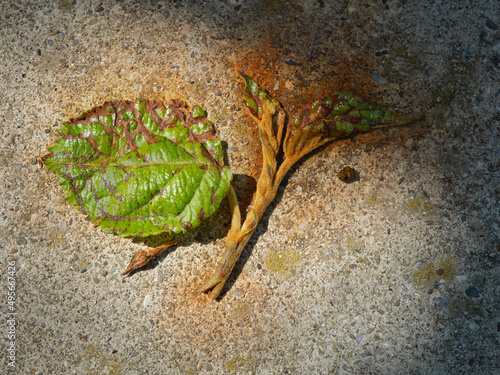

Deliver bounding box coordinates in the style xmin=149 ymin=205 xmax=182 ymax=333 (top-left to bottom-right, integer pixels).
xmin=1 ymin=0 xmax=499 ymax=374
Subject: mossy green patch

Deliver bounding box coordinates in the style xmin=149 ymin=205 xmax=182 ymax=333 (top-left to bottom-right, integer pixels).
xmin=225 ymin=354 xmax=255 ymax=374
xmin=413 ymin=256 xmax=456 ymax=288
xmin=264 ymin=249 xmax=300 ymax=276
xmin=405 ymin=195 xmax=436 ymax=216
xmin=83 ymin=345 xmax=122 ymax=375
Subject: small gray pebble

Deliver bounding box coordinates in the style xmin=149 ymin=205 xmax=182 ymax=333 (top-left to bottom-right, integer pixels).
xmin=163 ymin=11 xmax=170 ymax=18
xmin=370 ymin=73 xmax=388 ymax=84
xmin=435 ymin=297 xmax=450 ymax=308
xmin=236 ymin=322 xmax=245 ymax=327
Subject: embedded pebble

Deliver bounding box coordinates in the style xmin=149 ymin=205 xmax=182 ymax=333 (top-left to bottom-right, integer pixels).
xmin=16 ymin=237 xmax=27 ymax=245
xmin=298 ymin=220 xmax=308 ymax=231
xmin=465 ymin=286 xmax=480 ymax=298
xmin=435 ymin=297 xmax=450 ymax=308
xmin=143 ymin=294 xmax=152 ymax=307
xmin=370 ymin=73 xmax=388 ymax=84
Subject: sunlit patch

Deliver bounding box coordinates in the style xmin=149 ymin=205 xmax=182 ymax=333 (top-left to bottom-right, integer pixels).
xmin=263 ymin=249 xmax=300 ymax=276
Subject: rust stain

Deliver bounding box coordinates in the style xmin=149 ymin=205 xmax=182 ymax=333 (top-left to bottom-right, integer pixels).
xmin=229 ymin=39 xmax=380 ymax=113
xmin=226 ymin=36 xmax=418 ymax=160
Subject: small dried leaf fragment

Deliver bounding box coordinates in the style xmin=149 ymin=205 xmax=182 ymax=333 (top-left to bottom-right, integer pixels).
xmin=43 ymin=99 xmax=232 ymax=237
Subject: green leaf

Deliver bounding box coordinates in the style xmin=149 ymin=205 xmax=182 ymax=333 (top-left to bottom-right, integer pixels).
xmin=283 ymin=92 xmax=414 ymax=161
xmin=44 ymin=99 xmax=232 ymax=237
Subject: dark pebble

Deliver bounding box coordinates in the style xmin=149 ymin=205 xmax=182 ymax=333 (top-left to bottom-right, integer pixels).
xmin=257 ymin=263 xmax=262 ymax=269
xmin=394 ymin=301 xmax=400 ymax=306
xmin=434 ymin=281 xmax=439 ymax=289
xmin=81 ymin=269 xmax=87 ymax=273
xmin=435 ymin=297 xmax=450 ymax=308
xmin=285 ymin=59 xmax=303 ymax=66
xmin=375 ymin=50 xmax=388 ymax=57
xmin=112 ymin=350 xmax=118 ymax=354
xmin=215 ymin=91 xmax=222 ymax=96
xmin=44 ymin=9 xmax=52 ymax=15
xmin=157 ymin=4 xmax=162 ymax=9
xmin=497 ymin=322 xmax=500 ymax=332
xmin=44 ymin=128 xmax=51 ymax=133
xmin=398 ymin=177 xmax=405 ymax=185
xmin=149 ymin=319 xmax=155 ymax=326
xmin=236 ymin=322 xmax=245 ymax=327
xmin=461 ymin=214 xmax=467 ymax=222
xmin=436 ymin=268 xmax=444 ymax=276
xmin=313 ymin=37 xmax=321 ymax=46
xmin=328 ymin=61 xmax=339 ymax=66
xmin=465 ymin=286 xmax=479 ymax=298
xmin=485 ymin=19 xmax=498 ymax=30
xmin=337 ymin=166 xmax=355 ymax=182
xmin=37 ymin=49 xmax=41 ymax=56
xmin=163 ymin=11 xmax=171 ymax=18
xmin=95 ymin=5 xmax=104 ymax=12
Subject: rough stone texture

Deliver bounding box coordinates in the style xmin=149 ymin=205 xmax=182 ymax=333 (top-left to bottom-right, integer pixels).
xmin=0 ymin=0 xmax=499 ymax=374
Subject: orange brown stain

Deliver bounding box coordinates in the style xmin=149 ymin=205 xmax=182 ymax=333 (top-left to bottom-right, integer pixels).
xmin=229 ymin=39 xmax=381 ymax=115
xmin=227 ymin=38 xmax=422 ymax=160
